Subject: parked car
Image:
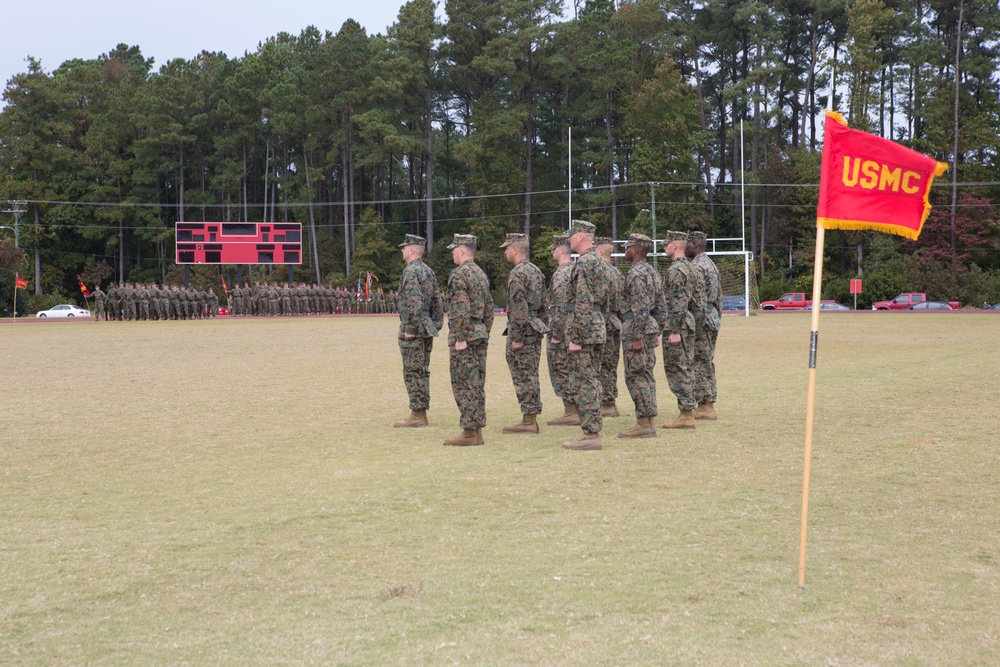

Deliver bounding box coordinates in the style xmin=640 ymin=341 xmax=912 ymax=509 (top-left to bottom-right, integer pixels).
xmin=872 ymin=293 xmax=960 ymax=310
xmin=982 ymin=302 xmax=1000 ymax=310
xmin=721 ymin=295 xmax=747 ymax=311
xmin=759 ymin=292 xmax=838 ymax=310
xmin=797 ymin=302 xmax=851 ymax=311
xmin=908 ymin=301 xmax=954 ymax=311
xmin=36 ymin=304 xmax=91 ymax=318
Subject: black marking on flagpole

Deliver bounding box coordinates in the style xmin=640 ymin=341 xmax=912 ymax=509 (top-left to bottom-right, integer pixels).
xmin=809 ymin=331 xmax=819 ymax=369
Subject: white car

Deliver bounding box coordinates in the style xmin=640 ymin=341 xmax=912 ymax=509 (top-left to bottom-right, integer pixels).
xmin=36 ymin=304 xmax=91 ymax=318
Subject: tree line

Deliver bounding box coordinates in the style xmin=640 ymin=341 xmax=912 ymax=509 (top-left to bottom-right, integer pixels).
xmin=2 ymin=0 xmax=1000 ymax=314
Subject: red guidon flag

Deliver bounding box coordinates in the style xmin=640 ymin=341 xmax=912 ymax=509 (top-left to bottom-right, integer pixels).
xmin=818 ymin=111 xmax=948 ymax=240
xmin=15 ymin=274 xmax=27 ymax=289
xmin=78 ymin=277 xmax=91 ymax=297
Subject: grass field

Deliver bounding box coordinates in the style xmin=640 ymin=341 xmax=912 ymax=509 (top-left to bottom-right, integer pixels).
xmin=2 ymin=312 xmax=998 ymax=665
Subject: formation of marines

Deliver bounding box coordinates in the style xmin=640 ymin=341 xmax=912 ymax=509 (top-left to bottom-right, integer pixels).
xmin=393 ymin=222 xmax=723 ymax=452
xmin=90 ymin=281 xmax=403 ymax=320
xmin=227 ymin=283 xmax=401 ymax=316
xmin=89 ymin=283 xmax=220 ymax=321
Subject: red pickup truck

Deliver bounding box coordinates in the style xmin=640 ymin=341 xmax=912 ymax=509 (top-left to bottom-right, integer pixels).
xmin=871 ymin=293 xmax=961 ymax=310
xmin=760 ymin=292 xmax=836 ymax=310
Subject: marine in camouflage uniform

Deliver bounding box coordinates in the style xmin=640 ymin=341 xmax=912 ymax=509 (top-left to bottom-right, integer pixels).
xmin=123 ymin=284 xmax=137 ymax=321
xmin=208 ymin=288 xmax=219 ymax=317
xmin=563 ymin=220 xmax=613 ymax=451
xmin=544 ymin=235 xmax=578 ymax=426
xmin=595 ymin=237 xmax=624 ymax=417
xmin=158 ymin=284 xmax=169 ymax=319
xmin=151 ymin=284 xmax=164 ymax=320
xmin=661 ymin=230 xmax=698 ymax=429
xmin=268 ymin=283 xmax=279 ymax=316
xmin=393 ymin=234 xmax=443 ymax=428
xmin=106 ymin=284 xmax=119 ymax=321
xmin=499 ymin=233 xmax=549 ymax=434
xmin=444 ymin=234 xmax=494 ymax=447
xmin=281 ymin=283 xmax=292 ymax=315
xmin=92 ymin=285 xmax=107 ymax=321
xmin=169 ymin=285 xmax=181 ymax=319
xmin=687 ymin=231 xmax=722 ymax=420
xmin=136 ymin=284 xmax=150 ymax=320
xmin=617 ymin=234 xmax=666 ymax=438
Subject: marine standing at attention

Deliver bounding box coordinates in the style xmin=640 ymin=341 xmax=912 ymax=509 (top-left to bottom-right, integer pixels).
xmin=687 ymin=231 xmax=722 ymax=421
xmin=661 ymin=230 xmax=698 ymax=429
xmin=617 ymin=234 xmax=666 ymax=439
xmin=444 ymin=234 xmax=494 ymax=447
xmin=544 ymin=235 xmax=579 ymax=426
xmin=594 ymin=237 xmax=624 ymax=418
xmin=562 ymin=220 xmax=612 ymax=451
xmin=393 ymin=234 xmax=442 ymax=429
xmin=500 ymin=233 xmax=549 ymax=434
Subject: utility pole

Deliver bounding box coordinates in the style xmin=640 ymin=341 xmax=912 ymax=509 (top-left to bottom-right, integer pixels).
xmin=2 ymin=201 xmax=25 ymax=248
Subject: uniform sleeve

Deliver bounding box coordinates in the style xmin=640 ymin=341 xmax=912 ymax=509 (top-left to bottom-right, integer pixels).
xmin=568 ymin=264 xmax=594 ymax=344
xmin=664 ymin=267 xmax=692 ymax=334
xmin=397 ymin=267 xmax=423 ymax=336
xmin=506 ymin=267 xmax=529 ymax=343
xmin=621 ymin=270 xmax=644 ymax=342
xmin=448 ymin=271 xmax=470 ymax=342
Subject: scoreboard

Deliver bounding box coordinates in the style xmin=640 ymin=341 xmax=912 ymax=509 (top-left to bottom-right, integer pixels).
xmin=175 ymin=222 xmax=302 ymax=265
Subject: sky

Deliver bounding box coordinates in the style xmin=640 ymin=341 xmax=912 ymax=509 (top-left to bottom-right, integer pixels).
xmin=1 ymin=0 xmax=419 ymax=93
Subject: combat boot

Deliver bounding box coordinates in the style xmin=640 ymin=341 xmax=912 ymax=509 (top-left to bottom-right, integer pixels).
xmin=693 ymin=403 xmax=717 ymax=420
xmin=617 ymin=416 xmax=657 ymax=439
xmin=661 ymin=411 xmax=696 ymax=429
xmin=443 ymin=429 xmax=484 ymax=446
xmin=601 ymin=403 xmax=620 ymax=418
xmin=393 ymin=410 xmax=428 ymax=428
xmin=563 ymin=432 xmax=603 ymax=451
xmin=547 ymin=400 xmax=582 ymax=426
xmin=502 ymin=414 xmax=540 ymax=434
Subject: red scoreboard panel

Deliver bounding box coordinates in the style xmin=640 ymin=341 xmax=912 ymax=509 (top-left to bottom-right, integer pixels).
xmin=175 ymin=222 xmax=302 ymax=264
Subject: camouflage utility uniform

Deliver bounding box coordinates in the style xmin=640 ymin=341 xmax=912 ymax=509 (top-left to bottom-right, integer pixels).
xmin=564 ymin=247 xmax=612 ymax=435
xmin=398 ymin=255 xmax=441 ymax=412
xmin=597 ymin=243 xmax=624 ymax=412
xmin=692 ymin=249 xmax=722 ymax=406
xmin=448 ymin=258 xmax=494 ymax=431
xmin=621 ymin=251 xmax=666 ymax=419
xmin=546 ymin=259 xmax=573 ymax=402
xmin=504 ymin=257 xmax=549 ymax=416
xmin=662 ymin=253 xmax=698 ymax=412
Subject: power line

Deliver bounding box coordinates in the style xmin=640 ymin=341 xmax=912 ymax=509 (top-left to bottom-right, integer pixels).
xmin=7 ymin=179 xmax=999 ymax=211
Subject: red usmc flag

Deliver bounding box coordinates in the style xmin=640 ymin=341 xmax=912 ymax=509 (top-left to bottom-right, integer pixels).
xmin=817 ymin=111 xmax=948 ymax=240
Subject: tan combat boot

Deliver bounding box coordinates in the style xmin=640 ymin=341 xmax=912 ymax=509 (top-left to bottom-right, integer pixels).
xmin=393 ymin=410 xmax=428 ymax=428
xmin=547 ymin=400 xmax=582 ymax=426
xmin=617 ymin=416 xmax=657 ymax=439
xmin=601 ymin=403 xmax=620 ymax=418
xmin=693 ymin=403 xmax=717 ymax=420
xmin=563 ymin=432 xmax=603 ymax=450
xmin=502 ymin=414 xmax=540 ymax=434
xmin=443 ymin=429 xmax=484 ymax=446
xmin=661 ymin=411 xmax=696 ymax=429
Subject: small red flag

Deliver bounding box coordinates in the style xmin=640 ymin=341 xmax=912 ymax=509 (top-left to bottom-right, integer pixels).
xmin=817 ymin=111 xmax=948 ymax=240
xmin=78 ymin=277 xmax=91 ymax=297
xmin=221 ymin=274 xmax=229 ymax=295
xmin=15 ymin=274 xmax=27 ymax=290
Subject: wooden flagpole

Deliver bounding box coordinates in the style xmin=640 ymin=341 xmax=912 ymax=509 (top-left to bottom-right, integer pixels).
xmin=798 ymin=223 xmax=826 ymax=589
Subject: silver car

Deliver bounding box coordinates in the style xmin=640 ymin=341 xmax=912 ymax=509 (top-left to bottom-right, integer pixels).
xmin=36 ymin=304 xmax=92 ymax=318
